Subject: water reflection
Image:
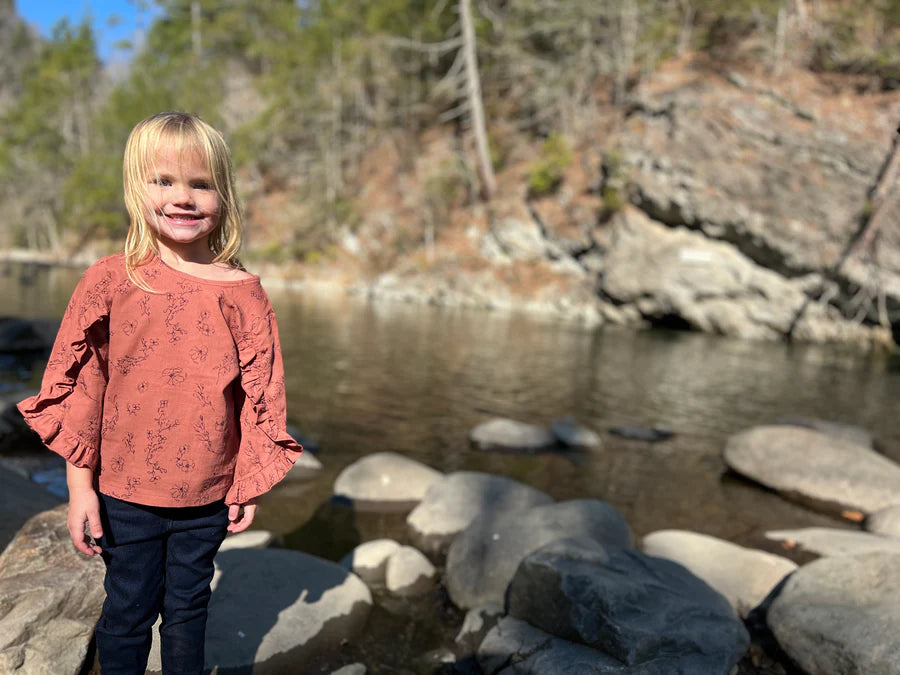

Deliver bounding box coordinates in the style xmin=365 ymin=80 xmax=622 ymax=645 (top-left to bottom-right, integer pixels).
xmin=4 ymin=265 xmax=899 ymax=552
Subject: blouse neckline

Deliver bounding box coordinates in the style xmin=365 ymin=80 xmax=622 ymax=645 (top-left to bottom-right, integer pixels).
xmin=153 ymin=256 xmax=261 ymax=287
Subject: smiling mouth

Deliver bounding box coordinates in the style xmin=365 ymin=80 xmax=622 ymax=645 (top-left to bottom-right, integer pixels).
xmin=163 ymin=213 xmax=203 ymax=224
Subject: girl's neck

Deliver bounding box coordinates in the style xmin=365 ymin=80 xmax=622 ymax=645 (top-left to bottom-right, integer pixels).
xmin=157 ymin=240 xmax=216 ymax=268
xmin=154 ymin=240 xmax=252 ymax=282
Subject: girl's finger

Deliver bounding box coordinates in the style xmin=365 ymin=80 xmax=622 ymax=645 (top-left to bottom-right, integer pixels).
xmin=87 ymin=512 xmax=103 ymax=540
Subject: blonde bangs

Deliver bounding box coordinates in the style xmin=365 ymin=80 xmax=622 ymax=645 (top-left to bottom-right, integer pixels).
xmin=122 ymin=112 xmax=244 ymax=290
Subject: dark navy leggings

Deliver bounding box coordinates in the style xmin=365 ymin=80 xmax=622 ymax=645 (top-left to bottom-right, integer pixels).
xmin=95 ymin=493 xmax=229 ymax=675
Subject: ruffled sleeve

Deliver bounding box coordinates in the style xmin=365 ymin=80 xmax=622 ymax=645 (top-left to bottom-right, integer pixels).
xmin=226 ymin=286 xmax=303 ymax=505
xmin=17 ymin=262 xmax=113 ymax=471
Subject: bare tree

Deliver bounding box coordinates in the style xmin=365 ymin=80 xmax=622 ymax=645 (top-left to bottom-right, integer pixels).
xmin=386 ymin=1 xmax=495 ymax=199
xmin=677 ymin=0 xmax=696 ymax=55
xmin=614 ymin=0 xmax=639 ymax=104
xmin=459 ymin=0 xmax=496 ymax=198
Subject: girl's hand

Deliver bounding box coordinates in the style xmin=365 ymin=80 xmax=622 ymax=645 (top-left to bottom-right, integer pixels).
xmin=66 ymin=463 xmax=103 ymax=556
xmin=68 ymin=487 xmax=103 ymax=556
xmin=227 ymin=499 xmax=258 ymax=533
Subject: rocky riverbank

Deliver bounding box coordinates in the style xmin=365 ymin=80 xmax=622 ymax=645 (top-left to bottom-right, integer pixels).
xmin=342 ymin=60 xmax=900 ymax=350
xmin=3 ymin=414 xmax=899 ymax=673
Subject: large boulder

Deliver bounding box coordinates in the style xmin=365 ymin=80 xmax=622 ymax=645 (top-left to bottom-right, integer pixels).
xmin=619 ymin=65 xmax=900 ymax=331
xmin=723 ymin=425 xmax=900 ymax=515
xmin=333 ymin=452 xmax=442 ymax=511
xmin=768 ymin=552 xmax=900 ymax=674
xmin=642 ymin=529 xmax=797 ymax=617
xmin=0 ymin=504 xmax=106 ymax=675
xmin=469 ymin=418 xmax=557 ymax=452
xmin=505 ymin=537 xmax=749 ymax=673
xmin=600 ymin=208 xmax=881 ymax=343
xmin=765 ymin=527 xmax=900 ymax=557
xmin=148 ymin=548 xmax=372 ymax=673
xmin=478 ymin=617 xmax=633 ymax=674
xmin=446 ymin=499 xmax=632 ymax=609
xmin=406 ymin=472 xmax=553 ymax=558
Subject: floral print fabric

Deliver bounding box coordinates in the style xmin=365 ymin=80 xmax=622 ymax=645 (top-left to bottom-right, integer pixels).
xmin=18 ymin=253 xmax=303 ymax=506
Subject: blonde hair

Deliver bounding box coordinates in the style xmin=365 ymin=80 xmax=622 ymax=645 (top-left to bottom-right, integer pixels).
xmin=122 ymin=112 xmax=243 ymax=290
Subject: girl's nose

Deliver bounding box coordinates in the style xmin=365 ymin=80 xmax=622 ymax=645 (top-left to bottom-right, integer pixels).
xmin=172 ymin=184 xmax=194 ymax=206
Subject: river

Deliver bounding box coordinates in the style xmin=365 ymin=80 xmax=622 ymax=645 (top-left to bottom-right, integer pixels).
xmin=4 ymin=260 xmax=900 ymax=670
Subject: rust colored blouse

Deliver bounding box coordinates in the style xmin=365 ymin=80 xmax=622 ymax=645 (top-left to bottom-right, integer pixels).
xmin=17 ymin=253 xmax=303 ymax=507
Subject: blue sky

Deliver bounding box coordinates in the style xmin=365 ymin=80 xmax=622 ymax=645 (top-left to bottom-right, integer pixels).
xmin=15 ymin=0 xmax=158 ymax=62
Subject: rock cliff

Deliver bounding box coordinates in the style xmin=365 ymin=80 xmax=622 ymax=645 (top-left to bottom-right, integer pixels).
xmin=344 ymin=58 xmax=900 ymax=348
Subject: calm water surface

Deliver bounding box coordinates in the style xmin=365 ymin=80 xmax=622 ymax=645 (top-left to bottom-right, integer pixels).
xmin=6 ymin=261 xmax=900 ymax=558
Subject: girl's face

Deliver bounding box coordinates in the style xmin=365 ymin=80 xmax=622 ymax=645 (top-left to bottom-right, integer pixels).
xmin=144 ymin=147 xmax=221 ymax=259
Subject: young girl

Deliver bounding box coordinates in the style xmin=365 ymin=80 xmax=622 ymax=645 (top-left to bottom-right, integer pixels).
xmin=17 ymin=111 xmax=303 ymax=674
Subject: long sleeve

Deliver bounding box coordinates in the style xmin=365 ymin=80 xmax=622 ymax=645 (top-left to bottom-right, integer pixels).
xmin=17 ymin=262 xmax=113 ymax=470
xmin=225 ymin=289 xmax=302 ymax=505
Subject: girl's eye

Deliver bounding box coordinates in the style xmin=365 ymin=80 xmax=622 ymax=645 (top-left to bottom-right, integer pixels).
xmin=151 ymin=177 xmax=171 ymax=187
xmin=194 ymin=183 xmax=212 ymax=190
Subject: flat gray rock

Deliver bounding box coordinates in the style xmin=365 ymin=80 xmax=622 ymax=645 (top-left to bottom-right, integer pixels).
xmin=469 ymin=418 xmax=556 ymax=452
xmin=773 ymin=417 xmax=875 ymax=449
xmin=768 ymin=552 xmax=900 ymax=674
xmin=506 ymin=537 xmax=748 ymax=672
xmin=219 ymin=530 xmax=274 ymax=551
xmin=0 ymin=505 xmax=106 ymax=675
xmin=148 ymin=548 xmax=372 ymax=673
xmin=765 ymin=527 xmax=900 ymax=557
xmin=723 ymin=425 xmax=900 ymax=515
xmin=642 ymin=529 xmax=797 ymax=617
xmin=333 ymin=452 xmax=442 ymax=510
xmin=406 ymin=471 xmax=553 ymax=558
xmin=551 ymin=417 xmax=601 ymax=449
xmin=340 ymin=538 xmax=401 ymax=586
xmin=446 ymin=499 xmax=632 ymax=609
xmin=866 ymin=505 xmax=900 ymax=538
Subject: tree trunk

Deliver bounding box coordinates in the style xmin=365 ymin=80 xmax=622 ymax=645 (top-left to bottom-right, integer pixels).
xmin=786 ymin=128 xmax=900 ymax=337
xmin=614 ymin=0 xmax=638 ymax=104
xmin=677 ymin=0 xmax=695 ymax=55
xmin=459 ymin=0 xmax=495 ymax=200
